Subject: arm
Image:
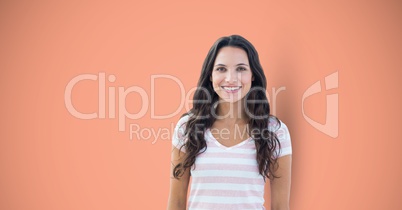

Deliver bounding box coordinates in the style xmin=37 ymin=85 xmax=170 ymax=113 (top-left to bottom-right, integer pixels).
xmin=167 ymin=146 xmax=190 ymax=210
xmin=270 ymin=154 xmax=292 ymax=210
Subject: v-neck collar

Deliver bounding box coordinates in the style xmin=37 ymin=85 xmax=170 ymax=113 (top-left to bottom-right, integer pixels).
xmin=206 ymin=128 xmax=253 ymax=150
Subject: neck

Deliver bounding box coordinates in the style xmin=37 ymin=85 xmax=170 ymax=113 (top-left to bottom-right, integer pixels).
xmin=215 ymin=99 xmax=248 ymax=124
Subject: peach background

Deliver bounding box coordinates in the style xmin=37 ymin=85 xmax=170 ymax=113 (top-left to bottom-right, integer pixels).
xmin=1 ymin=0 xmax=401 ymax=209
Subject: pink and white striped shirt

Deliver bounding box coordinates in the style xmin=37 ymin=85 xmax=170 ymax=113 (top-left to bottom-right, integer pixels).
xmin=172 ymin=115 xmax=292 ymax=210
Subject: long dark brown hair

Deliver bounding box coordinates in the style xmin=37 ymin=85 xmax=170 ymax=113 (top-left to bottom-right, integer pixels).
xmin=173 ymin=34 xmax=282 ymax=181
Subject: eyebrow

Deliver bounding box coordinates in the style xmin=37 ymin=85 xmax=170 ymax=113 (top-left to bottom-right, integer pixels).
xmin=214 ymin=63 xmax=249 ymax=67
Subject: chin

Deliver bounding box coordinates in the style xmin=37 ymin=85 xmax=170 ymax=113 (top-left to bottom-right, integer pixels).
xmin=219 ymin=96 xmax=244 ymax=103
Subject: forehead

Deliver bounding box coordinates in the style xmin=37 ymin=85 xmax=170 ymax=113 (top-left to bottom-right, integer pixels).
xmin=214 ymin=46 xmax=249 ymax=65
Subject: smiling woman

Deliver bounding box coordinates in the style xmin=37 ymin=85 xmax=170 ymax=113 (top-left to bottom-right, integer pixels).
xmin=211 ymin=46 xmax=253 ymax=104
xmin=167 ymin=35 xmax=292 ymax=210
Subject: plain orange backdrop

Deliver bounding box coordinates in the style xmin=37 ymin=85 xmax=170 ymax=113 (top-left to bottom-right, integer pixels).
xmin=1 ymin=0 xmax=401 ymax=209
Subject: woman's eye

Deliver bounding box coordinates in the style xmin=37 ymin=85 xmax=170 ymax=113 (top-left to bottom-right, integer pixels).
xmin=216 ymin=67 xmax=226 ymax=71
xmin=237 ymin=67 xmax=247 ymax=71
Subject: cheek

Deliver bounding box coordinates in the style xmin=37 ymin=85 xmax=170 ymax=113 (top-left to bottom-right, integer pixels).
xmin=211 ymin=73 xmax=224 ymax=86
xmin=241 ymin=73 xmax=253 ymax=85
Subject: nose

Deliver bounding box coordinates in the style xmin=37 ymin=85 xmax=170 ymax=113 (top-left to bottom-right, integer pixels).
xmin=225 ymin=70 xmax=238 ymax=83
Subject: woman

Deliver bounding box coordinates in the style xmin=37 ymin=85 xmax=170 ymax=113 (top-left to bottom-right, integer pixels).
xmin=167 ymin=35 xmax=292 ymax=210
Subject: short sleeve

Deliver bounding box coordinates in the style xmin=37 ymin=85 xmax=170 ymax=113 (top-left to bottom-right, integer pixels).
xmin=172 ymin=115 xmax=190 ymax=153
xmin=269 ymin=118 xmax=292 ymax=158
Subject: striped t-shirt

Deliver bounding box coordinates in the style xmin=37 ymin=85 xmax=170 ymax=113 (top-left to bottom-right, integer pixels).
xmin=172 ymin=115 xmax=292 ymax=210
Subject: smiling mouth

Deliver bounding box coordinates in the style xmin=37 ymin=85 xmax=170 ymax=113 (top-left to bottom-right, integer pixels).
xmin=221 ymin=86 xmax=242 ymax=92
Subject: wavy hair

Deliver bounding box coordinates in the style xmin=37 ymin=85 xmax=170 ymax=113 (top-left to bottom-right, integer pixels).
xmin=173 ymin=35 xmax=282 ymax=181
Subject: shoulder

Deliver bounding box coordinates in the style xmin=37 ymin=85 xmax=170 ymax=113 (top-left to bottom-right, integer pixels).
xmin=175 ymin=113 xmax=191 ymax=129
xmin=268 ymin=116 xmax=288 ymax=132
xmin=172 ymin=113 xmax=192 ymax=152
xmin=268 ymin=116 xmax=291 ymax=142
xmin=269 ymin=116 xmax=292 ymax=157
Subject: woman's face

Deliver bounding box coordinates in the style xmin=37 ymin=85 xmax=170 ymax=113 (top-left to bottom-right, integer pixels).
xmin=211 ymin=46 xmax=253 ymax=103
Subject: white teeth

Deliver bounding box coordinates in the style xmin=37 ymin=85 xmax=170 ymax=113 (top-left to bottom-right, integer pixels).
xmin=222 ymin=86 xmax=241 ymax=91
